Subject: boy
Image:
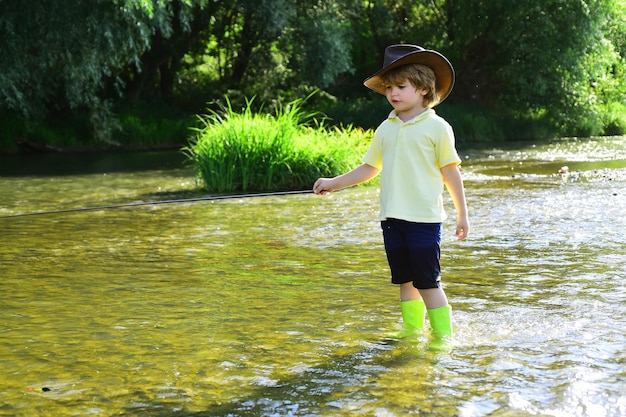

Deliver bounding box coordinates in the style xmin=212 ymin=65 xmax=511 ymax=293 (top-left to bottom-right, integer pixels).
xmin=313 ymin=44 xmax=469 ymax=346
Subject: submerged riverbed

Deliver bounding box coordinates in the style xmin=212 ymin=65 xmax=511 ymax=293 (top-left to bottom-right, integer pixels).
xmin=1 ymin=136 xmax=625 ymax=416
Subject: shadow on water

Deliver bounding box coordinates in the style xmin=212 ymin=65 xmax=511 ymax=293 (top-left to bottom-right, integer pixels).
xmin=0 ymin=150 xmax=187 ymax=177
xmin=120 ymin=339 xmax=449 ymax=417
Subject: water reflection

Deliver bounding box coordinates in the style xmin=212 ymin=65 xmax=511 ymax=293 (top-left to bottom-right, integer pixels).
xmin=1 ymin=137 xmax=625 ymax=416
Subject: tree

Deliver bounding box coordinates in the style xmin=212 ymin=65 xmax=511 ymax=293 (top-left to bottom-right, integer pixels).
xmin=1 ymin=0 xmax=624 ymax=147
xmin=0 ymin=0 xmax=207 ymax=143
xmin=179 ymin=0 xmax=355 ymax=103
xmin=442 ymin=0 xmax=625 ymax=135
xmin=349 ymin=0 xmax=625 ymax=136
xmin=120 ymin=0 xmax=217 ymax=103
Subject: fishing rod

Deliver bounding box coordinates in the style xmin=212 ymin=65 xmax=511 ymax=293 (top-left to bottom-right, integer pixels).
xmin=0 ymin=189 xmax=314 ymax=219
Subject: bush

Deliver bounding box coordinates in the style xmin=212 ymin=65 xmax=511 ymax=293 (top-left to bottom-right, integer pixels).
xmin=183 ymin=96 xmax=369 ymax=192
xmin=601 ymin=102 xmax=626 ymax=136
xmin=117 ymin=103 xmax=193 ymax=147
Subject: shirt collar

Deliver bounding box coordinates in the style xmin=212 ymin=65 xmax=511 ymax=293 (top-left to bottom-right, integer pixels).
xmin=388 ymin=108 xmax=435 ymax=124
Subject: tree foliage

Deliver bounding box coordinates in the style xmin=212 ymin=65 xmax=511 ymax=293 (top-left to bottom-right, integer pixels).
xmin=450 ymin=0 xmax=624 ymax=135
xmin=0 ymin=0 xmax=624 ymax=146
xmin=0 ymin=0 xmax=208 ymax=143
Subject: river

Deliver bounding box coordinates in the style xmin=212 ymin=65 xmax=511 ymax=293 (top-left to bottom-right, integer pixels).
xmin=1 ymin=136 xmax=625 ymax=416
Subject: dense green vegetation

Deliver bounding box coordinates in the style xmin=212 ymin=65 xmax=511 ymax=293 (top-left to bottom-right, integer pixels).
xmin=183 ymin=96 xmax=369 ymax=192
xmin=1 ymin=0 xmax=625 ymax=152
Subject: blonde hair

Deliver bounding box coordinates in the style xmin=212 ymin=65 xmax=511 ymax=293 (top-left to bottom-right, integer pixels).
xmin=381 ymin=64 xmax=439 ymax=107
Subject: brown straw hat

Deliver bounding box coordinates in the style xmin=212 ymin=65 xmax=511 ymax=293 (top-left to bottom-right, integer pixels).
xmin=364 ymin=44 xmax=455 ymax=104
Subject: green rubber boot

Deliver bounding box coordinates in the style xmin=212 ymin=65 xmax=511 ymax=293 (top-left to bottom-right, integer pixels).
xmin=427 ymin=305 xmax=453 ymax=350
xmin=387 ymin=299 xmax=426 ymax=339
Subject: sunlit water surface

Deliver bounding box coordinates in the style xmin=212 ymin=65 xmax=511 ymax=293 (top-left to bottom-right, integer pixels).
xmin=1 ymin=137 xmax=625 ymax=416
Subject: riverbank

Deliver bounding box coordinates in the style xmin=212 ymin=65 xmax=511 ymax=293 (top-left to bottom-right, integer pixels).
xmin=8 ymin=137 xmax=186 ymax=154
xmin=2 ymin=98 xmax=623 ymax=155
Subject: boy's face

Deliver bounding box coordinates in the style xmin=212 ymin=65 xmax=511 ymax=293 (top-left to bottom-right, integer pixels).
xmin=384 ymin=80 xmax=429 ymax=116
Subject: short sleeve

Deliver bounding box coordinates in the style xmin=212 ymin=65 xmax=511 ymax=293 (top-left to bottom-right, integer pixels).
xmin=362 ymin=127 xmax=384 ymax=169
xmin=434 ymin=121 xmax=461 ymax=168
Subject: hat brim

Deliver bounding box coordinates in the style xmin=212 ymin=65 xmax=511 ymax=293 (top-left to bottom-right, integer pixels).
xmin=363 ymin=50 xmax=455 ymax=104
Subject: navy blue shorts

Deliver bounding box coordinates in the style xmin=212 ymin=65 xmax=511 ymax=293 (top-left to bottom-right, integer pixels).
xmin=381 ymin=219 xmax=442 ymax=289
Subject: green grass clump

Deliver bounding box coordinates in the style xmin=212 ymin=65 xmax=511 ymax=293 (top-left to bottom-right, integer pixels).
xmin=183 ymin=97 xmax=369 ymax=192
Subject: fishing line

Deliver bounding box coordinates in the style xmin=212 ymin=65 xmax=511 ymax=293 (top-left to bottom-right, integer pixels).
xmin=0 ymin=189 xmax=314 ymax=219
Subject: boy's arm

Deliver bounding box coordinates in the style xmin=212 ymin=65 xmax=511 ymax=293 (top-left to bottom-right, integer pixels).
xmin=440 ymin=163 xmax=470 ymax=240
xmin=313 ymin=163 xmax=380 ymax=195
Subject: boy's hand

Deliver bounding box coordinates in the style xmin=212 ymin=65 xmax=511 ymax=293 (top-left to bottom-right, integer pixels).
xmin=455 ymin=217 xmax=470 ymax=240
xmin=313 ymin=178 xmax=334 ymax=195
xmin=313 ymin=164 xmax=380 ymax=195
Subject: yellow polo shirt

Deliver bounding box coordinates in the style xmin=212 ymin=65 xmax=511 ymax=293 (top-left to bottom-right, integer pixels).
xmin=362 ymin=108 xmax=461 ymax=223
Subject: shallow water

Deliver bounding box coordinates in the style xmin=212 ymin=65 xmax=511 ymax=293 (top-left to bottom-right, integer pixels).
xmin=1 ymin=137 xmax=625 ymax=416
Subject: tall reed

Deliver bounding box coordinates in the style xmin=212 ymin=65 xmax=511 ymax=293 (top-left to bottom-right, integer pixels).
xmin=183 ymin=97 xmax=369 ymax=192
